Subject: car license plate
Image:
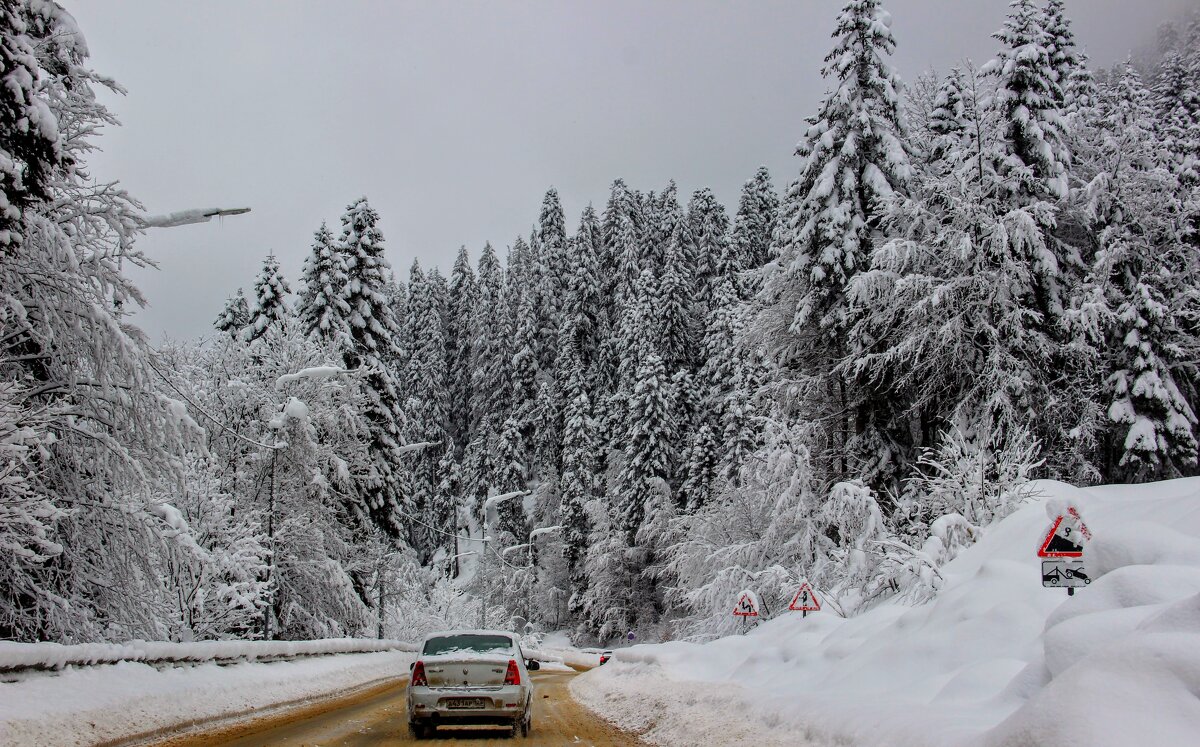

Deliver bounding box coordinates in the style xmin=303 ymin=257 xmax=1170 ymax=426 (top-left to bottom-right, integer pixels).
xmin=446 ymin=697 xmax=488 ymax=709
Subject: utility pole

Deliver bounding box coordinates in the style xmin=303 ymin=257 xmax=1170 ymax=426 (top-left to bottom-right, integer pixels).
xmin=480 ymin=532 xmax=489 ymax=629
xmin=479 ymin=490 xmax=527 ymax=629
xmin=263 ymin=448 xmax=277 ymax=640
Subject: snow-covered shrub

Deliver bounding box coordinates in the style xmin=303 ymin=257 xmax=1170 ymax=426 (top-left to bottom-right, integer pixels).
xmin=880 ymin=425 xmax=1042 ymax=603
xmin=817 ymin=480 xmax=893 ymax=612
xmin=904 ymin=425 xmax=1043 ymax=531
xmin=663 ymin=419 xmax=818 ymax=638
xmin=148 ymin=461 xmax=269 ymax=641
xmin=0 ymin=373 xmax=69 ymax=636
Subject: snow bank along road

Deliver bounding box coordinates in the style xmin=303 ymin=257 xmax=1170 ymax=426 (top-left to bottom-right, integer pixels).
xmin=572 ymin=478 xmax=1200 ymax=747
xmin=160 ymin=668 xmax=645 ymax=746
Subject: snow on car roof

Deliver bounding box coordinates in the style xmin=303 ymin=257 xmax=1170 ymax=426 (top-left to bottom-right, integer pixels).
xmin=419 ymin=629 xmax=516 ymax=641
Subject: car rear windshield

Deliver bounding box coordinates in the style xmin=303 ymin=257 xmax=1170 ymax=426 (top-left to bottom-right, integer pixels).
xmin=422 ymin=634 xmax=513 ymax=656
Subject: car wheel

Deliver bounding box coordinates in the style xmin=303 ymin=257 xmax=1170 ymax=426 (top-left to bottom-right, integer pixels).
xmin=408 ymin=720 xmax=427 ymax=739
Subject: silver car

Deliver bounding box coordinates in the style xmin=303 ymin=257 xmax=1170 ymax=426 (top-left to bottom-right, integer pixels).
xmin=406 ymin=629 xmax=539 ymax=739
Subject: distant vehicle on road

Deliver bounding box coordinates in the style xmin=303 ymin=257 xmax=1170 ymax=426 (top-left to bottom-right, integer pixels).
xmin=581 ymin=647 xmax=614 ymax=665
xmin=407 ymin=629 xmax=539 ymax=739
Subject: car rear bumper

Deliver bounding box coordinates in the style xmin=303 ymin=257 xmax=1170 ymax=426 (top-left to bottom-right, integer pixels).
xmin=407 ymin=685 xmax=527 ymax=726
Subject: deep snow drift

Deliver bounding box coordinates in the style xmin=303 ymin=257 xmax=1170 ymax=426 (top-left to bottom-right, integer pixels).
xmin=572 ymin=478 xmax=1200 ymax=747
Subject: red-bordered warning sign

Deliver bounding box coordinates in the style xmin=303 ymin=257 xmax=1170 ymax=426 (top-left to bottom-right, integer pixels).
xmin=1037 ymin=506 xmax=1091 ymax=558
xmin=733 ymin=591 xmax=760 ymax=617
xmin=789 ymin=582 xmax=821 ymax=612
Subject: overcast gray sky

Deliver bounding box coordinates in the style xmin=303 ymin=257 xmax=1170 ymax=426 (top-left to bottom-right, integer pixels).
xmin=70 ymin=0 xmax=1192 ymax=340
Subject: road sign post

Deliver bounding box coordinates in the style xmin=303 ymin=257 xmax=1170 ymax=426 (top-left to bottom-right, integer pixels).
xmin=733 ymin=591 xmax=760 ymax=634
xmin=1038 ymin=505 xmax=1091 ymax=596
xmin=789 ymin=582 xmax=821 ymax=619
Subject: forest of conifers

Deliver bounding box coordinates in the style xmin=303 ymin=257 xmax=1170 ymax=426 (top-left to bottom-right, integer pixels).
xmin=2 ymin=0 xmax=1198 ymax=645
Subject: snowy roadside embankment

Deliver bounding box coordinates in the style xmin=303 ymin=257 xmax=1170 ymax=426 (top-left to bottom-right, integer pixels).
xmin=572 ymin=478 xmax=1200 ymax=747
xmin=524 ymin=645 xmax=602 ymax=671
xmin=0 ymin=637 xmax=416 ymax=672
xmin=0 ymin=648 xmax=415 ymax=747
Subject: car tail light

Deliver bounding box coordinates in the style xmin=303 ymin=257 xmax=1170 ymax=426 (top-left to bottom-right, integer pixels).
xmin=411 ymin=660 xmax=427 ymax=687
xmin=504 ymin=659 xmax=520 ymax=686
xmin=600 ymin=655 xmax=610 ymax=665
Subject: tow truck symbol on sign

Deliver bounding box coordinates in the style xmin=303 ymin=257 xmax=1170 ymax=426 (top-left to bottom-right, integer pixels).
xmin=1042 ymin=559 xmax=1090 ymax=588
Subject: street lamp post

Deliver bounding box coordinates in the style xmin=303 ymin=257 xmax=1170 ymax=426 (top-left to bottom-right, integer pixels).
xmin=142 ymin=206 xmax=251 ymax=228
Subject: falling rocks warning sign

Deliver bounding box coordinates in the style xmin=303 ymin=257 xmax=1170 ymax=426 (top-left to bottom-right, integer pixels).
xmin=1037 ymin=505 xmax=1092 ymax=558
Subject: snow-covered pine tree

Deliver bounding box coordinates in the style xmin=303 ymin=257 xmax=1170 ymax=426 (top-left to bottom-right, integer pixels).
xmin=335 ymin=197 xmax=408 ymax=533
xmin=446 ymin=246 xmax=477 ymax=458
xmin=1074 ymin=63 xmax=1199 ymax=480
xmin=614 ymin=271 xmax=675 ymax=543
xmin=985 ymin=0 xmax=1070 ymax=202
xmin=505 ymin=234 xmax=533 ymax=336
xmin=730 ymin=167 xmax=779 ymax=289
xmin=582 ymin=272 xmax=674 ymax=638
xmin=403 ymin=261 xmax=452 ymax=557
xmin=214 ymin=287 xmax=250 ymax=337
xmin=683 ymin=274 xmax=751 ymax=495
xmin=1044 ymin=0 xmax=1084 ymax=110
xmin=510 ymin=277 xmax=540 ymax=477
xmin=402 ymin=259 xmax=427 ymax=393
xmin=927 ymin=68 xmax=968 ymax=164
xmin=468 ymin=241 xmax=510 ymax=428
xmin=430 ymin=450 xmax=461 ymax=562
xmin=983 ymin=0 xmax=1092 ymax=470
xmin=758 ymin=0 xmax=910 ymax=485
xmin=679 ymin=422 xmax=720 ymax=510
xmin=532 ymin=377 xmax=562 ymax=482
xmin=465 ymin=243 xmax=510 ymax=506
xmin=296 ymin=222 xmax=351 ymax=345
xmin=645 ymin=182 xmax=683 ymax=278
xmin=1151 ymin=32 xmax=1200 ymax=183
xmin=561 ymin=206 xmax=604 ymax=372
xmin=557 ymin=331 xmax=595 ymax=614
xmin=1103 ymin=278 xmax=1197 ymax=479
xmin=657 ymin=219 xmax=697 ymax=373
xmin=595 ymin=181 xmax=642 ymax=454
xmin=536 ymin=188 xmax=568 ymax=372
xmin=386 ymin=272 xmax=409 ymax=352
xmin=686 ymin=188 xmax=731 ymax=315
xmin=847 ymin=47 xmax=1080 ymax=483
xmin=492 ymin=414 xmax=528 ymax=540
xmin=0 ymin=1 xmax=62 ymax=249
xmin=601 ymin=179 xmax=642 ymax=317
xmin=245 ymin=253 xmax=291 ymax=343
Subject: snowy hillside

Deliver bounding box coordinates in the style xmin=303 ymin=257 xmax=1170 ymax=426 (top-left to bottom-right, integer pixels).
xmin=573 ymin=478 xmax=1200 ymax=746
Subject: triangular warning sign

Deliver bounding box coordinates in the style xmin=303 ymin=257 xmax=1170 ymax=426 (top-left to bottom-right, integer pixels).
xmin=733 ymin=591 xmax=759 ymax=617
xmin=789 ymin=582 xmax=821 ymax=612
xmin=1037 ymin=508 xmax=1090 ymax=558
